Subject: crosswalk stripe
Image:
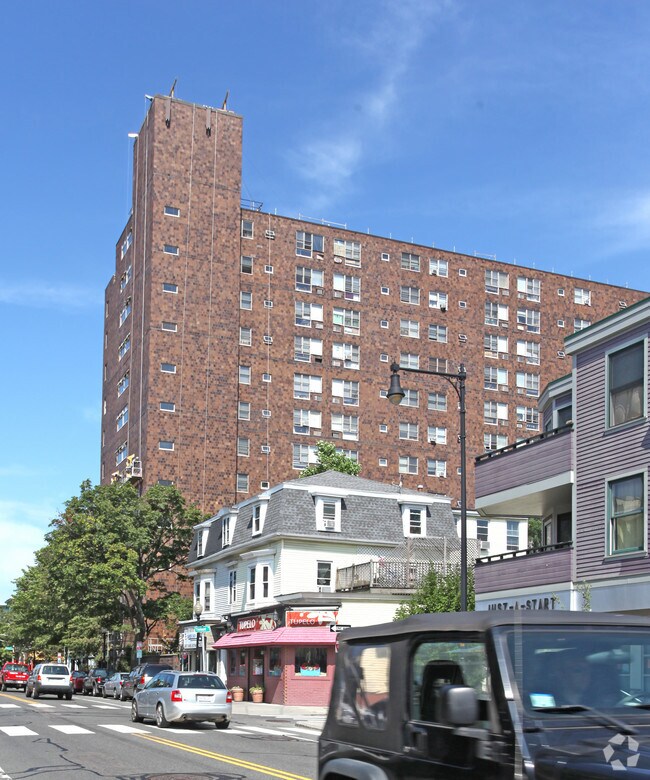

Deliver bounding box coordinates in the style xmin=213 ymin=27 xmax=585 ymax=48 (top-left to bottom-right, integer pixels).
xmin=238 ymin=725 xmax=316 ymax=742
xmin=25 ymin=703 xmax=54 ymax=709
xmin=284 ymin=726 xmax=321 ymax=736
xmin=61 ymin=704 xmax=87 ymax=708
xmin=0 ymin=726 xmax=38 ymax=736
xmin=98 ymin=724 xmax=150 ymax=734
xmin=0 ymin=705 xmax=19 ymax=709
xmin=91 ymin=704 xmax=121 ymax=709
xmin=50 ymin=725 xmax=94 ymax=735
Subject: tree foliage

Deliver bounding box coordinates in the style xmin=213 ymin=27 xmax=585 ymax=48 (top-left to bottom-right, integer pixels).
xmin=394 ymin=565 xmax=475 ymax=618
xmin=528 ymin=518 xmax=542 ymax=549
xmin=299 ymin=440 xmax=361 ymax=478
xmin=8 ymin=481 xmax=204 ymax=660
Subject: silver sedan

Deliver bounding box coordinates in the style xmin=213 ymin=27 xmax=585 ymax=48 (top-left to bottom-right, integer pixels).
xmin=102 ymin=672 xmax=129 ymax=699
xmin=131 ymin=671 xmax=232 ymax=729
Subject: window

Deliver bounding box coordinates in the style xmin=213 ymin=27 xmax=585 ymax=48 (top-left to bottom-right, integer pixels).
xmin=159 ymin=440 xmax=174 ymax=451
xmin=332 ymin=378 xmax=359 ymax=406
xmin=264 ymin=299 xmax=273 ymax=309
xmin=574 ymin=287 xmax=592 ymax=306
xmin=296 ymin=230 xmax=324 ymax=257
xmin=332 ymin=413 xmax=359 ymax=440
xmin=485 ymin=270 xmax=509 ymax=294
xmin=119 ymin=298 xmax=132 ymax=326
xmin=517 ymin=308 xmax=540 ymax=333
xmin=608 ymin=474 xmax=644 ymax=555
xmin=241 ymin=255 xmax=253 ymax=274
xmin=401 ymin=252 xmax=420 ymax=271
xmin=427 ymin=459 xmax=447 ymax=477
xmin=295 ymin=301 xmax=324 ymax=327
xmin=162 ymin=282 xmax=178 ymax=294
xmin=240 ymin=291 xmax=252 ymax=310
xmin=609 ymin=341 xmax=645 ymax=427
xmin=517 ymin=405 xmax=539 ymax=430
xmin=262 ymin=565 xmax=270 ymax=598
xmin=379 ymin=458 xmax=388 ymax=466
xmin=379 ymin=423 xmax=388 ymax=433
xmin=239 ymin=327 xmax=252 ymax=346
xmin=428 ymin=324 xmax=448 ymax=343
xmin=117 ymin=372 xmax=129 ymax=397
xmin=427 ymin=426 xmax=447 ymax=445
xmin=296 ymin=266 xmax=324 ymax=292
xmin=295 ymin=646 xmax=327 ymax=676
xmin=485 ymin=301 xmax=509 ymax=326
xmin=333 ymin=307 xmax=360 ymax=334
xmin=161 ymin=362 xmax=176 ymax=373
xmin=333 ymin=273 xmax=361 ymax=301
xmin=204 ymin=581 xmax=211 ymax=611
xmin=120 ymin=231 xmax=132 ymax=259
xmin=402 ymin=389 xmax=419 ymax=407
xmin=248 ymin=566 xmax=257 ymax=601
xmin=484 ymin=433 xmax=507 ymax=451
xmin=115 ymin=442 xmax=127 ymax=466
xmin=477 ymin=518 xmax=489 ymax=542
xmin=293 ymin=443 xmax=317 ymax=469
xmin=574 ymin=317 xmax=591 ymax=332
xmin=399 ymin=456 xmax=418 ymax=475
xmin=263 ymin=334 xmax=273 ymax=344
xmin=484 ymin=401 xmax=508 ymax=425
xmin=428 ymin=357 xmax=448 ymax=373
xmin=294 ymin=336 xmax=323 ymax=362
xmin=332 ymin=342 xmax=360 ymax=369
xmin=116 ymin=405 xmax=128 ymax=431
xmin=429 ymin=258 xmax=448 ymax=277
xmin=237 ymin=473 xmax=249 ymax=493
xmin=237 ymin=437 xmax=250 ymax=456
xmin=118 ymin=334 xmax=131 ymax=360
xmin=228 ymin=569 xmax=236 ymax=601
xmin=315 ymin=496 xmax=341 ymax=531
xmin=164 ymin=205 xmax=180 ymax=217
xmin=399 ymin=421 xmax=419 ymax=441
xmin=516 ymin=339 xmax=540 ymax=365
xmin=380 ymin=320 xmax=389 ymax=329
xmin=239 ymin=365 xmax=251 ymax=385
xmin=400 ymin=353 xmax=419 ymax=369
xmin=241 ymin=219 xmax=254 ymax=238
xmin=238 ymin=401 xmax=251 ymax=420
xmin=400 ymin=319 xmax=419 ymax=338
xmin=429 ymin=291 xmax=448 ymax=310
xmin=333 ymin=238 xmax=361 ymax=265
xmin=265 ymin=265 xmax=273 ymax=274
xmin=381 ymin=252 xmax=390 ymax=261
xmin=516 ymin=371 xmax=540 ymax=397
xmin=405 ymin=507 xmax=425 ymax=536
xmin=120 ymin=265 xmax=132 ymax=291
xmin=317 ymin=561 xmax=332 ymax=592
xmin=484 ymin=334 xmax=508 ymax=357
xmin=381 ymin=286 xmax=390 ymax=295
xmin=507 ymin=521 xmax=519 ymax=551
xmin=294 ymin=373 xmax=322 ymax=400
xmin=428 ymin=392 xmax=447 ymax=412
xmin=336 ymin=446 xmax=358 ymax=462
xmin=294 ymin=408 xmax=322 ymax=435
xmin=262 ymin=373 xmax=271 ymax=383
xmin=163 ymin=244 xmax=179 ymax=256
xmin=557 ymin=319 xmax=565 ymax=328
xmin=400 ymin=285 xmax=420 ymax=305
xmin=517 ymin=276 xmax=541 ymax=302
xmin=160 ymin=401 xmax=175 ymax=412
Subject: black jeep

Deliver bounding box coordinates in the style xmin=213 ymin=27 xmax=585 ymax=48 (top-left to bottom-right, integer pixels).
xmin=319 ymin=611 xmax=650 ymax=779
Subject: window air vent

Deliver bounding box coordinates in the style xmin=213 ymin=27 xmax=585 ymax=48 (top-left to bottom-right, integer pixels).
xmin=458 ymin=334 xmax=468 ymax=343
xmin=265 ymin=230 xmax=276 ymax=240
xmin=261 ymin=445 xmax=271 ymax=454
xmin=557 ymin=350 xmax=566 ymax=358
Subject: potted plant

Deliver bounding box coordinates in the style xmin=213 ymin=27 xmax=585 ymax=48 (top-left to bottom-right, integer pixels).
xmin=249 ymin=685 xmax=264 ymax=703
xmin=230 ymin=685 xmax=244 ymax=702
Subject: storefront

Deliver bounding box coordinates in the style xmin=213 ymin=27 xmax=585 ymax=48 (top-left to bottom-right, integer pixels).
xmin=212 ymin=609 xmax=338 ymax=706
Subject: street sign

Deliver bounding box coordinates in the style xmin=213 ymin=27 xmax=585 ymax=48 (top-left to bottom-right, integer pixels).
xmin=330 ymin=624 xmax=352 ymax=633
xmin=136 ymin=649 xmax=142 ymax=659
xmin=4 ymin=646 xmax=13 ymax=652
xmin=194 ymin=625 xmax=211 ymax=633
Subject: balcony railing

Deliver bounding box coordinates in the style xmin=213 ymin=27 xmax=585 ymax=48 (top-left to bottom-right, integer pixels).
xmin=336 ymin=559 xmax=452 ymax=592
xmin=476 ymin=540 xmax=572 ymax=564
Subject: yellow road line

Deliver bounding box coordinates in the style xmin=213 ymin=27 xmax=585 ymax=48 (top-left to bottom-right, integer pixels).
xmin=136 ymin=731 xmax=313 ymax=780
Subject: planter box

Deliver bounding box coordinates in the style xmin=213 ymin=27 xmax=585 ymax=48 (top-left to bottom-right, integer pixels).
xmin=300 ymin=668 xmax=321 ymax=676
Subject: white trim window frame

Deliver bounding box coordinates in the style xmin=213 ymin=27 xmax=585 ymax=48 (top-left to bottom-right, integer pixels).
xmin=606 ymin=471 xmax=646 ymax=557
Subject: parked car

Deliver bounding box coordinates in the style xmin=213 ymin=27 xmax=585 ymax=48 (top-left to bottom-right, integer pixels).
xmin=25 ymin=663 xmax=72 ymax=700
xmin=0 ymin=662 xmax=30 ymax=691
xmin=102 ymin=672 xmax=129 ymax=699
xmin=131 ymin=671 xmax=232 ymax=729
xmin=70 ymin=670 xmax=87 ymax=694
xmin=121 ymin=663 xmax=173 ymax=701
xmin=83 ymin=668 xmax=109 ymax=696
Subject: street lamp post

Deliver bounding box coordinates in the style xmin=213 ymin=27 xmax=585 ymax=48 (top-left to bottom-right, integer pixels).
xmin=387 ymin=361 xmax=468 ymax=611
xmin=193 ymin=600 xmax=203 ymax=672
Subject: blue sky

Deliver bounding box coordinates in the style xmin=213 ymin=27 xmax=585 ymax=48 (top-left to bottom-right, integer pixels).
xmin=2 ymin=0 xmax=650 ymax=602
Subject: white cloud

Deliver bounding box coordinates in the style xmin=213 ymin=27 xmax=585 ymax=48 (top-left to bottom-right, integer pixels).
xmin=0 ymin=500 xmax=53 ymax=603
xmin=0 ymin=281 xmax=101 ymax=309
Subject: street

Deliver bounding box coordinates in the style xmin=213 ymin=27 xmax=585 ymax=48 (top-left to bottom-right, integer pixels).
xmin=0 ymin=690 xmax=318 ymax=780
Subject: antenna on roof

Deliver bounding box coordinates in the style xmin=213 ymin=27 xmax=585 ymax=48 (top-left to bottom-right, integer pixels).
xmin=222 ymin=90 xmax=230 ymax=110
xmin=169 ymin=78 xmax=177 ymax=97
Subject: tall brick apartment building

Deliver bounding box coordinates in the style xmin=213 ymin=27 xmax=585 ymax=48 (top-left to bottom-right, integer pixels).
xmin=101 ymin=94 xmax=647 ymax=522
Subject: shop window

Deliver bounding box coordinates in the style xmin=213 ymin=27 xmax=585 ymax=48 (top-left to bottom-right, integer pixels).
xmin=295 ymin=647 xmax=327 ymax=676
xmin=269 ymin=648 xmax=282 ymax=677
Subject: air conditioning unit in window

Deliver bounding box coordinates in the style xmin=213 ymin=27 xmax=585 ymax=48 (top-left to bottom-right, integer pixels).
xmin=332 ymin=431 xmax=341 ymax=438
xmin=334 ymin=257 xmax=343 ymax=264
xmin=315 ymin=322 xmax=323 ymax=329
xmin=316 ymin=287 xmax=324 ymax=295
xmin=479 ymin=541 xmax=490 ymax=551
xmin=264 ymin=229 xmax=276 ymax=240
xmin=430 ymin=269 xmax=438 ymax=276
xmin=318 ymin=585 xmax=334 ymax=593
xmin=323 ymin=520 xmax=336 ymax=531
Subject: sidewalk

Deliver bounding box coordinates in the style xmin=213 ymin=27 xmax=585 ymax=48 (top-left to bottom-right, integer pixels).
xmin=232 ymin=700 xmax=327 ymax=731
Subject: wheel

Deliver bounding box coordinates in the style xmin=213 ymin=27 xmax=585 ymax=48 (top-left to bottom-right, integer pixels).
xmin=65 ymin=692 xmax=72 ymax=700
xmin=33 ymin=688 xmax=40 ymax=699
xmin=156 ymin=702 xmax=171 ymax=728
xmin=93 ymin=685 xmax=99 ymax=697
xmin=102 ymin=687 xmax=107 ymax=698
xmin=25 ymin=687 xmax=32 ymax=698
xmin=215 ymin=719 xmax=230 ymax=730
xmin=120 ymin=689 xmax=127 ymax=701
xmin=57 ymin=693 xmax=63 ymax=699
xmin=1 ymin=681 xmax=6 ymax=691
xmin=113 ymin=687 xmax=120 ymax=700
xmin=130 ymin=700 xmax=144 ymax=723
xmin=82 ymin=686 xmax=88 ymax=696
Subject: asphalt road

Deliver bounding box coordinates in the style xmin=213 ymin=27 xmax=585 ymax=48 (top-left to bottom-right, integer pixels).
xmin=0 ymin=689 xmax=318 ymax=780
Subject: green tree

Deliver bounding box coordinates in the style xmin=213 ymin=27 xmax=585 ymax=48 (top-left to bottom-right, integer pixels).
xmin=9 ymin=481 xmax=204 ymax=658
xmin=299 ymin=440 xmax=361 ymax=478
xmin=528 ymin=518 xmax=542 ymax=549
xmin=394 ymin=565 xmax=475 ymax=618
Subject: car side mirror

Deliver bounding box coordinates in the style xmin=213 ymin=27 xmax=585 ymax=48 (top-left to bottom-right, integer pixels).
xmin=438 ymin=685 xmax=479 ymax=726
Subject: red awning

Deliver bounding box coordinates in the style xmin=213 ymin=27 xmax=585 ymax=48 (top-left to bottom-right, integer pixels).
xmin=211 ymin=626 xmax=336 ymax=649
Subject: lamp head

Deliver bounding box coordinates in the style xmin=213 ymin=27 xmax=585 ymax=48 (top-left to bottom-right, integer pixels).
xmin=387 ymin=365 xmax=405 ymax=405
xmin=193 ymin=599 xmax=203 ymax=618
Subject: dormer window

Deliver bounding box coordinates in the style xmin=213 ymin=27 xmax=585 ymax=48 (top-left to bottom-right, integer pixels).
xmin=252 ymin=502 xmax=268 ymax=536
xmin=315 ymin=496 xmax=342 ymax=532
xmin=196 ymin=529 xmax=205 ymax=558
xmin=401 ymin=504 xmax=427 ymax=537
xmin=222 ymin=515 xmax=232 ymax=547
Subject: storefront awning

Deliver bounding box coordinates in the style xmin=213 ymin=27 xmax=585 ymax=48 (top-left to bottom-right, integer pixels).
xmin=211 ymin=626 xmax=336 ymax=649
